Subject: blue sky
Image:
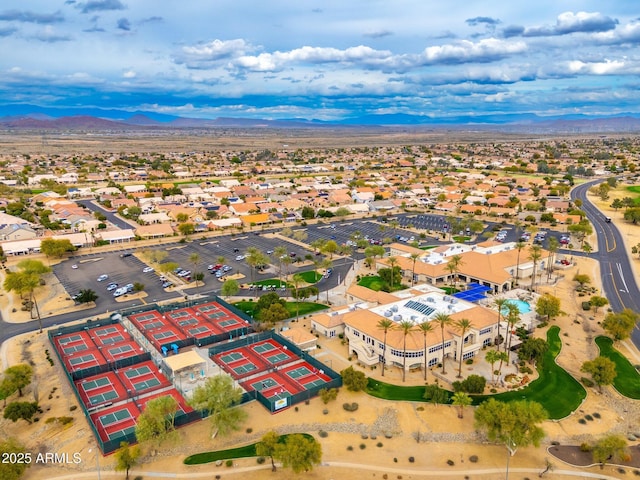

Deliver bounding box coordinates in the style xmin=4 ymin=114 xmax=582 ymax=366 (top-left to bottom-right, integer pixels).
xmin=1 ymin=1 xmax=639 ymax=121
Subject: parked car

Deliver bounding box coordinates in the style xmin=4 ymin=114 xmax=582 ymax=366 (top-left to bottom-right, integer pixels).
xmin=162 ymin=281 xmax=173 ymax=288
xmin=120 ymin=252 xmax=132 ymax=258
xmin=142 ymin=266 xmax=154 ymax=273
xmin=235 ymin=255 xmax=245 ymax=261
xmin=106 ymin=282 xmax=118 ymax=291
xmin=97 ymin=274 xmax=109 ymax=282
xmin=71 ymin=264 xmax=78 ymax=269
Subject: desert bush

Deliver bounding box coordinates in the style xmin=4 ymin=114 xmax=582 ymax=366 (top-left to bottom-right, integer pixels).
xmin=318 ymin=430 xmax=328 ymax=438
xmin=225 ymin=459 xmax=233 ymax=467
xmin=359 ymin=443 xmax=366 ymax=450
xmin=580 ymin=442 xmax=592 ymax=452
xmin=447 ymin=459 xmax=455 ymax=466
xmin=342 ymin=402 xmax=359 ymax=412
xmin=469 ymin=455 xmax=479 ymax=463
xmin=256 ymin=457 xmax=265 ymax=464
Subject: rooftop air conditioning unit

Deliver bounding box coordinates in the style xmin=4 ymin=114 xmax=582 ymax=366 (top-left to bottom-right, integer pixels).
xmin=391 ymin=305 xmax=399 ymax=312
xmin=393 ymin=314 xmax=402 ymax=321
xmin=384 ymin=310 xmax=392 ymax=317
xmin=451 ymin=298 xmax=458 ymax=304
xmin=426 ymin=297 xmax=434 ymax=303
xmin=447 ymin=304 xmax=454 ymax=310
xmin=443 ymin=295 xmax=450 ymax=302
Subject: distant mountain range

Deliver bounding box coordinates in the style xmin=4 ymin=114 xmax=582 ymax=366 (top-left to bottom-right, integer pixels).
xmin=1 ymin=103 xmax=640 ymax=133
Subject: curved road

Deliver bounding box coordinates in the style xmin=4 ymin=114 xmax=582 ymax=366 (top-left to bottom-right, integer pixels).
xmin=571 ymin=179 xmax=640 ymax=348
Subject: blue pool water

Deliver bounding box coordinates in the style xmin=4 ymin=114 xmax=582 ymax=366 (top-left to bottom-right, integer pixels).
xmin=502 ymin=299 xmax=531 ymax=314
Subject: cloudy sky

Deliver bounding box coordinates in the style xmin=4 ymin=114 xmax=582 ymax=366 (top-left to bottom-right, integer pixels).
xmin=1 ymin=1 xmax=639 ymax=121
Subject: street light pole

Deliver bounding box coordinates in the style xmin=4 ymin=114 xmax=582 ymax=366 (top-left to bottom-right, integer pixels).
xmin=88 ymin=447 xmax=101 ymax=480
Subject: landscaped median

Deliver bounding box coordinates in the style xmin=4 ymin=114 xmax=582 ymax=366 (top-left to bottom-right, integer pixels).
xmin=183 ymin=433 xmax=315 ymax=465
xmin=366 ymin=326 xmax=586 ymax=420
xmin=595 ymin=335 xmax=640 ymax=399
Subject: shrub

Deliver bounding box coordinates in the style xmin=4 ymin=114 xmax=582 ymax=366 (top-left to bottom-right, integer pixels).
xmin=408 ymin=456 xmax=415 ymax=463
xmin=246 ymin=427 xmax=253 ymax=433
xmin=581 ymin=301 xmax=591 ymax=311
xmin=393 ymin=458 xmax=397 ymax=463
xmin=361 ymin=434 xmax=368 ymax=440
xmin=585 ymin=414 xmax=594 ymax=421
xmin=581 ymin=377 xmax=595 ymax=388
xmin=447 ymin=459 xmax=455 ymax=466
xmin=469 ymin=455 xmax=479 ymax=463
xmin=377 ymin=442 xmax=383 ymax=447
xmin=465 ymin=358 xmax=473 ymax=365
xmin=69 ymin=405 xmax=77 ymax=412
xmin=225 ymin=459 xmax=233 ymax=467
xmin=347 ymin=446 xmax=353 ymax=451
xmin=322 ymin=409 xmax=329 ymax=415
xmin=578 ymin=418 xmax=587 ymax=424
xmin=593 ymin=412 xmax=601 ymax=419
xmin=343 ymin=402 xmax=359 ymax=412
xmin=359 ymin=443 xmax=366 ymax=450
xmin=256 ymin=457 xmax=265 ymax=464
xmin=318 ymin=430 xmax=328 ymax=438
xmin=580 ymin=442 xmax=592 ymax=452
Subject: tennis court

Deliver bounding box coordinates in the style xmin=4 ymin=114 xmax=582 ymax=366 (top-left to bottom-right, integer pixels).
xmin=108 ymin=425 xmax=135 ymax=440
xmin=124 ymin=364 xmax=152 ymax=379
xmin=205 ymin=311 xmax=226 ymax=319
xmin=57 ymin=333 xmax=84 ymax=345
xmin=93 ymin=326 xmax=119 ymax=336
xmin=133 ymin=313 xmax=158 ymax=322
xmin=99 ymin=408 xmax=133 ymax=427
xmin=286 ymin=365 xmax=314 ymax=379
xmin=82 ymin=376 xmax=111 ymax=391
xmin=253 ymin=342 xmax=276 ymax=354
xmin=132 ymin=377 xmax=161 ymax=391
xmin=230 ymin=360 xmax=258 ymax=376
xmin=63 ymin=343 xmax=88 ymax=355
xmin=168 ymin=310 xmax=190 ymax=318
xmin=219 ymin=351 xmax=243 ymax=363
xmin=77 ymin=372 xmax=127 ymax=407
xmin=177 ymin=318 xmax=198 ymax=327
xmin=248 ymin=377 xmax=278 ymax=391
xmin=264 ymin=351 xmax=292 ymax=364
xmin=152 ymin=330 xmax=179 ymax=341
xmin=218 ymin=318 xmax=240 ymax=328
xmin=144 ymin=320 xmax=166 ymax=330
xmin=196 ymin=304 xmax=217 ymax=313
xmin=187 ymin=325 xmax=213 ymax=336
xmin=107 ymin=344 xmax=134 ymax=356
xmin=67 ymin=352 xmax=104 ymax=371
xmin=100 ymin=334 xmax=125 ymax=345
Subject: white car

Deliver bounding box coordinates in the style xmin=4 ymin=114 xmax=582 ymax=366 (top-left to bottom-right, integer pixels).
xmin=235 ymin=255 xmax=245 ymax=261
xmin=71 ymin=264 xmax=78 ymax=269
xmin=142 ymin=267 xmax=154 ymax=273
xmin=97 ymin=274 xmax=109 ymax=282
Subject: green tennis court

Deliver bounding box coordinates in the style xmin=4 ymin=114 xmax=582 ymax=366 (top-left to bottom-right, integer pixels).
xmin=253 ymin=343 xmax=276 ymax=353
xmin=99 ymin=409 xmax=131 ymax=427
xmin=59 ymin=334 xmax=83 ymax=345
xmin=108 ymin=345 xmax=133 ymax=355
xmin=95 ymin=326 xmax=118 ymax=336
xmin=83 ymin=377 xmax=111 ymax=391
xmin=101 ymin=334 xmax=124 ymax=345
xmin=232 ymin=363 xmax=257 ymax=375
xmin=153 ymin=331 xmax=176 ymax=340
xmin=197 ymin=305 xmax=217 ymax=312
xmin=169 ymin=310 xmax=189 ymax=318
xmin=89 ymin=390 xmax=119 ymax=405
xmin=132 ymin=377 xmax=161 ymax=391
xmin=136 ymin=313 xmax=157 ymax=322
xmin=287 ymin=366 xmax=313 ymax=379
xmin=69 ymin=354 xmax=96 ymax=366
xmin=144 ymin=321 xmax=165 ymax=330
xmin=63 ymin=343 xmax=88 ymax=355
xmin=124 ymin=365 xmax=152 ymax=379
xmin=220 ymin=352 xmax=243 ymax=363
xmin=264 ymin=352 xmax=289 ymax=363
xmin=188 ymin=326 xmax=210 ymax=335
xmin=301 ymin=377 xmax=326 ymax=389
xmin=218 ymin=318 xmax=239 ymax=327
xmin=108 ymin=425 xmax=136 ymax=440
xmin=207 ymin=311 xmax=225 ymax=319
xmin=250 ymin=378 xmax=278 ymax=391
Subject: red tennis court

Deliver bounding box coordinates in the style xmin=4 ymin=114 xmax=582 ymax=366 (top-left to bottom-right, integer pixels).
xmin=90 ymin=402 xmax=140 ymax=443
xmin=240 ymin=370 xmax=303 ymax=397
xmin=88 ymin=324 xmax=132 ymax=347
xmin=115 ymin=360 xmax=171 ymax=396
xmin=54 ymin=331 xmax=93 ymax=357
xmin=280 ymin=361 xmax=333 ymax=390
xmin=75 ymin=371 xmax=127 ymax=409
xmin=193 ymin=302 xmax=250 ymax=333
xmin=65 ymin=348 xmax=107 ymax=373
xmin=165 ymin=308 xmax=221 ymax=338
xmin=100 ymin=340 xmax=143 ymax=364
xmin=249 ymin=339 xmax=298 ymax=366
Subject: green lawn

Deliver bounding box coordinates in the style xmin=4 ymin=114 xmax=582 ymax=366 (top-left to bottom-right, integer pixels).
xmin=297 ymin=270 xmax=323 ymax=283
xmin=184 ymin=433 xmax=314 ymax=465
xmin=358 ymin=275 xmax=386 ymax=291
xmin=366 ymin=326 xmax=585 ymax=420
xmin=233 ymin=300 xmax=328 ymax=319
xmin=357 ymin=275 xmax=407 ymax=292
xmin=595 ymin=336 xmax=640 ymax=399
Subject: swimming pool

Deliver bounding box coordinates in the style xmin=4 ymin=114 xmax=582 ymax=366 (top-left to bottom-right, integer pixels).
xmin=502 ymin=299 xmax=531 ymax=314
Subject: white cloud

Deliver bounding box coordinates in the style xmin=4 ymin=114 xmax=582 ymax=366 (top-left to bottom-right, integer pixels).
xmin=421 ymin=38 xmax=527 ymax=65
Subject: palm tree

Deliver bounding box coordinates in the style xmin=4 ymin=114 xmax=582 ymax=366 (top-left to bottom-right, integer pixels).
xmin=416 ymin=320 xmax=434 ymax=382
xmin=376 ymin=318 xmax=394 ymax=377
xmin=514 ymin=241 xmax=526 ymax=286
xmin=410 ymin=252 xmax=420 ymax=287
xmin=545 ymin=236 xmax=559 ymax=281
xmin=189 ymin=252 xmax=200 ymax=287
xmin=493 ymin=297 xmax=508 ymax=350
xmin=505 ymin=303 xmax=521 ymax=354
xmin=528 ymin=244 xmax=543 ymax=291
xmin=485 ymin=349 xmax=501 ymax=386
xmin=273 ymin=246 xmax=287 ymax=282
xmin=396 ymin=320 xmax=415 ymax=382
xmin=446 ymin=254 xmax=464 ymax=290
xmin=455 ymin=318 xmax=473 ymax=378
xmin=322 ymin=258 xmax=333 ymax=303
xmin=387 ymin=256 xmax=398 ymax=291
xmin=291 ymin=273 xmax=304 ymax=321
xmin=433 ymin=312 xmax=452 ymax=374
xmin=451 ymin=391 xmax=472 ymax=419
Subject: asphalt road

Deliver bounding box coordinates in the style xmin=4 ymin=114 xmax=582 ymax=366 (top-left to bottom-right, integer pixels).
xmin=571 ymin=179 xmax=640 ymax=348
xmin=77 ymin=199 xmax=135 ymax=230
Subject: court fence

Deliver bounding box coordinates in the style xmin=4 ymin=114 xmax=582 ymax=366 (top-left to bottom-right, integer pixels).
xmin=208 ymin=329 xmax=342 ymax=412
